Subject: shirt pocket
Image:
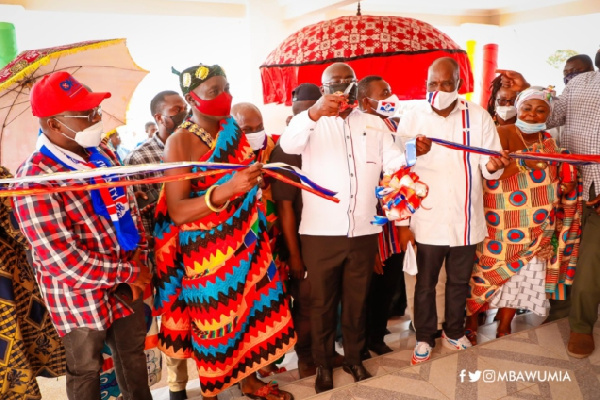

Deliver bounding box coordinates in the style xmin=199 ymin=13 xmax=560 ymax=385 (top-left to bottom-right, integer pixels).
xmin=363 ymin=130 xmax=381 ymax=165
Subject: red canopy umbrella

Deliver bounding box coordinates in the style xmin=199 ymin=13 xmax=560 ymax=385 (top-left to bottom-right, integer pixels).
xmin=260 ymin=15 xmax=473 ymax=106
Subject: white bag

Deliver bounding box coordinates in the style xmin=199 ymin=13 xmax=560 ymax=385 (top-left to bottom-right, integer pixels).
xmin=403 ymin=243 xmax=418 ymax=275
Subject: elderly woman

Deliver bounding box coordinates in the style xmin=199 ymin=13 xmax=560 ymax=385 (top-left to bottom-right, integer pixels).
xmin=465 ymin=87 xmax=582 ymax=344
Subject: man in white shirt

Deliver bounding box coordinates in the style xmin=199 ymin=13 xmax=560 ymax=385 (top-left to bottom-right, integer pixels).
xmin=397 ymin=57 xmax=510 ymax=364
xmin=281 ymin=63 xmax=408 ymax=393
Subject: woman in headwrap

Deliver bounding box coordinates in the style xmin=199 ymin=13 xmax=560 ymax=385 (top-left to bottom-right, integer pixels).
xmin=464 ymin=87 xmax=582 ymax=344
xmin=154 ymin=64 xmax=295 ymax=400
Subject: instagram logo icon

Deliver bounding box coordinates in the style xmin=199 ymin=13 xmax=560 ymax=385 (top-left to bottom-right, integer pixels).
xmin=483 ymin=370 xmax=496 ymax=383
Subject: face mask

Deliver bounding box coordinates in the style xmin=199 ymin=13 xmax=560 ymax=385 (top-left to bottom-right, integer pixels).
xmin=563 ymin=72 xmax=581 ymax=85
xmin=426 ymin=88 xmax=458 ymax=110
xmin=325 ymin=82 xmax=358 ymax=105
xmin=190 ymin=90 xmax=233 ymax=117
xmin=369 ymin=94 xmax=400 ymax=117
xmin=495 ymin=105 xmax=517 ymax=121
xmin=515 ymin=118 xmax=546 ymax=134
xmin=245 ymin=129 xmax=266 ymax=151
xmin=56 ymin=119 xmax=105 ymax=148
xmin=165 ymin=110 xmax=188 ymax=134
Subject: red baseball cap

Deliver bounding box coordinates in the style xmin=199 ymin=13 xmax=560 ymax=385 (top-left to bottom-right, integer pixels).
xmin=30 ymin=71 xmax=111 ymax=117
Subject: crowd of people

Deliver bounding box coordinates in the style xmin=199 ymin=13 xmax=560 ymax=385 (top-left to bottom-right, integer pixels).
xmin=2 ymin=51 xmax=600 ymax=400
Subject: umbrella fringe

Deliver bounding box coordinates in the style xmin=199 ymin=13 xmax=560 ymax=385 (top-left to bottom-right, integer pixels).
xmin=0 ymin=38 xmax=147 ymax=92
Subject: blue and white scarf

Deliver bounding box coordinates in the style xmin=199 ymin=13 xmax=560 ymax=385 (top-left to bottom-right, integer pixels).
xmin=37 ymin=135 xmax=140 ymax=251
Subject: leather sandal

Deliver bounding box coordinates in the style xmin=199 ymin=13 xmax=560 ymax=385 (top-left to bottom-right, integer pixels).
xmin=242 ymin=382 xmax=294 ymax=400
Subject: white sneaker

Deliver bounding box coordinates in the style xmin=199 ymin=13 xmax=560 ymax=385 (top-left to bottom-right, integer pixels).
xmin=441 ymin=331 xmax=472 ymax=350
xmin=411 ymin=341 xmax=432 ymax=365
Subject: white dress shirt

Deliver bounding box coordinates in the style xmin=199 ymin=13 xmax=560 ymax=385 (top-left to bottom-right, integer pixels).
xmin=280 ymin=108 xmax=406 ymax=237
xmin=397 ymin=99 xmax=503 ymax=247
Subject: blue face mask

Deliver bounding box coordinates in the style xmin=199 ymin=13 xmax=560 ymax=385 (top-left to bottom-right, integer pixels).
xmin=515 ymin=118 xmax=546 ymax=134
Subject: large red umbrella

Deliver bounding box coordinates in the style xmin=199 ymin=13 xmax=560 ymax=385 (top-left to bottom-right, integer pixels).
xmin=260 ymin=15 xmax=473 ymax=106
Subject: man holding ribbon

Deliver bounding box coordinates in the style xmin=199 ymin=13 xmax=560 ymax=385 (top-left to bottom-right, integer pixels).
xmin=281 ymin=63 xmax=409 ymax=393
xmin=11 ymin=71 xmax=152 ymax=400
xmin=154 ymin=64 xmax=295 ymax=400
xmin=397 ymin=57 xmax=510 ymax=365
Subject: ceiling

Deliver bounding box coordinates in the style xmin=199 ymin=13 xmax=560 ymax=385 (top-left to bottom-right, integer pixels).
xmin=1 ymin=0 xmax=599 ymax=25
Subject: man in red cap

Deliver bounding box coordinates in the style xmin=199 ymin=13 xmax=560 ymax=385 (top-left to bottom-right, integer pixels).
xmin=12 ymin=71 xmax=152 ymax=400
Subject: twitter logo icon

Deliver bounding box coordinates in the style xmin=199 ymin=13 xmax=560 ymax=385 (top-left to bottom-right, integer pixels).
xmin=469 ymin=370 xmax=482 ymax=382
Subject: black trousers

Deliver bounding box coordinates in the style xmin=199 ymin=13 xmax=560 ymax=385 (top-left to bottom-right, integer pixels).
xmin=62 ymin=299 xmax=152 ymax=400
xmin=414 ymin=243 xmax=477 ymax=347
xmin=301 ymin=234 xmax=378 ymax=366
xmin=288 ymin=274 xmax=313 ymax=363
xmin=366 ymin=252 xmax=404 ymax=344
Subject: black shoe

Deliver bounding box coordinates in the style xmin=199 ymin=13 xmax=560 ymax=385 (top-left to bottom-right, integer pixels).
xmin=342 ymin=363 xmax=372 ymax=382
xmin=368 ymin=342 xmax=394 ymax=355
xmin=169 ymin=389 xmax=187 ymax=400
xmin=360 ymin=347 xmax=372 ymax=361
xmin=315 ymin=365 xmax=333 ymax=393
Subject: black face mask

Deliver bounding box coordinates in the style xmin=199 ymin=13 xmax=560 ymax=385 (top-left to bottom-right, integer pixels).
xmin=325 ymin=82 xmax=358 ymax=104
xmin=166 ymin=110 xmax=189 ymax=134
xmin=595 ymin=52 xmax=600 ymax=70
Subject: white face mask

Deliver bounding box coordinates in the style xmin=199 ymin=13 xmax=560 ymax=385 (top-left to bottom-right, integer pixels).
xmin=369 ymin=94 xmax=400 ymax=117
xmin=495 ymin=105 xmax=517 ymax=121
xmin=245 ymin=129 xmax=266 ymax=151
xmin=426 ymin=88 xmax=458 ymax=110
xmin=56 ymin=120 xmax=105 ymax=148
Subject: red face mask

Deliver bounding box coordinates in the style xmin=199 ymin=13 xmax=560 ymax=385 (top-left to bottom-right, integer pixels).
xmin=190 ymin=90 xmax=233 ymax=117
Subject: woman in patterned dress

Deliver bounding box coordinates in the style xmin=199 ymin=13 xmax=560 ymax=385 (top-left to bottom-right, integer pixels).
xmin=464 ymin=87 xmax=582 ymax=344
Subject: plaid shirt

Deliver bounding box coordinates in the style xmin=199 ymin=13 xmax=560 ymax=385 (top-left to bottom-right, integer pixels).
xmin=123 ymin=134 xmax=165 ymax=236
xmin=12 ymin=144 xmax=147 ymax=337
xmin=547 ymin=71 xmax=600 ymax=200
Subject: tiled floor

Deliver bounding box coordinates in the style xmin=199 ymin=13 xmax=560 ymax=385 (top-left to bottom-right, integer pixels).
xmin=38 ymin=313 xmax=599 ymax=400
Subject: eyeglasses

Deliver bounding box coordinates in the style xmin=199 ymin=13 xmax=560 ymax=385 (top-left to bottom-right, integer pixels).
xmin=323 ymin=78 xmax=357 ymax=86
xmin=496 ymin=98 xmax=516 ymax=106
xmin=56 ymin=107 xmax=102 ymax=123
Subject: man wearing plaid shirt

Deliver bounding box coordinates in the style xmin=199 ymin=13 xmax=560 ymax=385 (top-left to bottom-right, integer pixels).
xmin=500 ymin=68 xmax=600 ymax=359
xmin=124 ymin=90 xmax=189 ymax=400
xmin=12 ymin=71 xmax=152 ymax=400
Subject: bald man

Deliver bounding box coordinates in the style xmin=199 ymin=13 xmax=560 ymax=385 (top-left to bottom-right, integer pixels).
xmin=397 ymin=57 xmax=510 ymax=364
xmin=281 ymin=63 xmax=409 ymax=393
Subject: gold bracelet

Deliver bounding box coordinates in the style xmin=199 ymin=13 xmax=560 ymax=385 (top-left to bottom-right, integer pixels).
xmin=205 ymin=184 xmax=230 ymax=213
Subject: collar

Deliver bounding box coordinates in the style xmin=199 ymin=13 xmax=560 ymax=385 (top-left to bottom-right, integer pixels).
xmin=36 ymin=133 xmax=87 ymax=164
xmin=152 ymin=132 xmax=166 ymax=148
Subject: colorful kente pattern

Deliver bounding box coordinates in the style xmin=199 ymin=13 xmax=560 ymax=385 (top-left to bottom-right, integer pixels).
xmin=467 ymin=138 xmax=582 ymax=315
xmin=154 ymin=118 xmax=295 ymax=397
xmin=0 ymin=167 xmax=66 ymax=399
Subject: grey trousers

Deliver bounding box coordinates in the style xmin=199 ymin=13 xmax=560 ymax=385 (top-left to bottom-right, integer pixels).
xmin=62 ymin=298 xmax=152 ymax=400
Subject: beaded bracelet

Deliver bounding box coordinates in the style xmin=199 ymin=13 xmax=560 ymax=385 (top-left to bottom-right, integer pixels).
xmin=205 ymin=184 xmax=230 ymax=213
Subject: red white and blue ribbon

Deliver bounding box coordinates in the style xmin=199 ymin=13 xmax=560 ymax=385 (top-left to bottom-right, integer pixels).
xmin=0 ymin=161 xmax=339 ymax=202
xmin=430 ymin=137 xmax=600 ymax=166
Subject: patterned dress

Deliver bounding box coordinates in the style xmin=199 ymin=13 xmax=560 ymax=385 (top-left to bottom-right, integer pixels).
xmin=467 ymin=136 xmax=582 ymax=316
xmin=0 ymin=167 xmax=66 ymax=399
xmin=154 ymin=118 xmax=295 ymax=397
